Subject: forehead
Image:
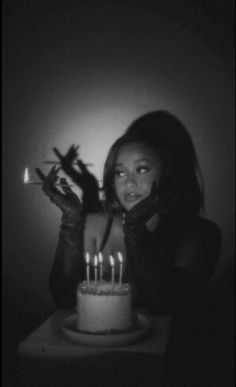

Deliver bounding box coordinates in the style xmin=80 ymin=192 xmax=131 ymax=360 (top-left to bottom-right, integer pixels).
xmin=116 ymin=141 xmax=159 ymax=162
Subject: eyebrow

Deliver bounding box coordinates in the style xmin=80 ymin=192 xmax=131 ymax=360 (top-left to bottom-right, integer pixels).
xmin=115 ymin=158 xmax=152 ymax=166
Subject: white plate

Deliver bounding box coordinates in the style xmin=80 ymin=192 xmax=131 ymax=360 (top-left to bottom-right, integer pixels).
xmin=61 ymin=313 xmax=151 ymax=347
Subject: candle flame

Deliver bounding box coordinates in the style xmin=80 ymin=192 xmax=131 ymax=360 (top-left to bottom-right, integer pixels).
xmin=98 ymin=252 xmax=103 ymax=263
xmin=94 ymin=255 xmax=98 ymax=266
xmin=117 ymin=251 xmax=123 ymax=263
xmin=109 ymin=255 xmax=115 ymax=267
xmin=24 ymin=167 xmax=29 ymax=183
xmin=85 ymin=252 xmax=90 ymax=264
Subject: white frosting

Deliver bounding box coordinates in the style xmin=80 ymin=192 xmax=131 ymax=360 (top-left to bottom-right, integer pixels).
xmin=76 ymin=281 xmax=132 ymax=333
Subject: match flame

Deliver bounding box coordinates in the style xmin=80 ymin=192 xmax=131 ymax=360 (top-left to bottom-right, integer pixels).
xmin=98 ymin=252 xmax=103 ymax=264
xmin=85 ymin=252 xmax=90 ymax=264
xmin=117 ymin=252 xmax=123 ymax=263
xmin=94 ymin=255 xmax=98 ymax=267
xmin=24 ymin=167 xmax=29 ymax=183
xmin=109 ymin=255 xmax=115 ymax=267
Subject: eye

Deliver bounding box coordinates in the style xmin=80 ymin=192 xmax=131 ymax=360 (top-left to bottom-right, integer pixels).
xmin=136 ymin=166 xmax=150 ymax=174
xmin=114 ymin=169 xmax=126 ymax=177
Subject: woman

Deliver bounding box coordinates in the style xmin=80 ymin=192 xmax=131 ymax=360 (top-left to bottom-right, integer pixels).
xmin=36 ymin=111 xmax=222 ymax=385
xmin=36 ymin=111 xmax=221 ymax=313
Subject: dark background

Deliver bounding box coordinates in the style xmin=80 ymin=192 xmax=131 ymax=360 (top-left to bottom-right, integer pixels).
xmin=2 ymin=0 xmax=235 ymax=385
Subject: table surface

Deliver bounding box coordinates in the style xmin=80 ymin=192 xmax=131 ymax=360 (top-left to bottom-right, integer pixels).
xmin=18 ymin=309 xmax=171 ymax=359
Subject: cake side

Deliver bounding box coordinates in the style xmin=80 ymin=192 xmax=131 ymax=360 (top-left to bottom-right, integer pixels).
xmin=76 ymin=281 xmax=133 ymax=333
xmin=78 ymin=280 xmax=131 ymax=295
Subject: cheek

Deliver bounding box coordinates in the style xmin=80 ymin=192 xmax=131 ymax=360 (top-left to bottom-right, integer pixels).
xmin=140 ymin=174 xmax=161 ymax=196
xmin=114 ymin=180 xmax=122 ymax=198
xmin=150 ymin=169 xmax=162 ymax=187
xmin=141 ymin=175 xmax=157 ymax=189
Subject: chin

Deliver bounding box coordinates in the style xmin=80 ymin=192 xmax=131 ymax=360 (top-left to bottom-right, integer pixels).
xmin=123 ymin=201 xmax=140 ymax=212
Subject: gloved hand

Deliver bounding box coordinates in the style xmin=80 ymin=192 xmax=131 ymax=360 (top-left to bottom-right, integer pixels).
xmin=124 ymin=178 xmax=179 ymax=232
xmin=124 ymin=182 xmax=160 ymax=229
xmin=53 ymin=146 xmax=101 ymax=213
xmin=35 ymin=166 xmax=82 ymax=225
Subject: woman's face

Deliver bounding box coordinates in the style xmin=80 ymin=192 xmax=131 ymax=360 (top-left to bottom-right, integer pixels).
xmin=114 ymin=141 xmax=163 ymax=211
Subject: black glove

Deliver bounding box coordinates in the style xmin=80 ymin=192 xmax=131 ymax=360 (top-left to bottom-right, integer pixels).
xmin=36 ymin=166 xmax=85 ymax=308
xmin=123 ymin=182 xmax=160 ymax=266
xmin=124 ymin=182 xmax=160 ymax=226
xmin=35 ymin=166 xmax=82 ymax=226
xmin=53 ymin=146 xmax=101 ymax=213
xmin=122 ymin=183 xmax=162 ymax=311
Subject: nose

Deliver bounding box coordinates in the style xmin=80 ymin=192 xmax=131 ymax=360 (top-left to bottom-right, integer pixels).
xmin=124 ymin=173 xmax=137 ymax=188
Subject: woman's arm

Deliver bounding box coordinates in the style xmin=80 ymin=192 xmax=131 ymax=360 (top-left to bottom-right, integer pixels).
xmin=50 ymin=212 xmax=107 ymax=308
xmin=36 ymin=166 xmax=86 ymax=309
xmin=49 ymin=218 xmax=85 ymax=309
xmin=124 ymin=222 xmax=198 ymax=314
xmin=125 ymin=220 xmax=221 ymax=315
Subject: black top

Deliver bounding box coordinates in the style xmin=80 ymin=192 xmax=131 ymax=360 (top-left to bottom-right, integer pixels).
xmin=96 ymin=215 xmax=221 ymax=314
xmin=49 ymin=212 xmax=221 ymax=315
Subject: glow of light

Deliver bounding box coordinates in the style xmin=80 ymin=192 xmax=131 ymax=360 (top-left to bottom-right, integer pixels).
xmin=94 ymin=255 xmax=98 ymax=267
xmin=109 ymin=255 xmax=115 ymax=267
xmin=117 ymin=251 xmax=123 ymax=263
xmin=85 ymin=252 xmax=90 ymax=264
xmin=24 ymin=167 xmax=29 ymax=183
xmin=98 ymin=252 xmax=103 ymax=263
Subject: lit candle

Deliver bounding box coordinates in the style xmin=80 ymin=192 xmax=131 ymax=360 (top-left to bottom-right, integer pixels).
xmin=85 ymin=252 xmax=90 ymax=287
xmin=94 ymin=255 xmax=98 ymax=286
xmin=109 ymin=255 xmax=115 ymax=291
xmin=117 ymin=251 xmax=123 ymax=287
xmin=98 ymin=252 xmax=103 ymax=283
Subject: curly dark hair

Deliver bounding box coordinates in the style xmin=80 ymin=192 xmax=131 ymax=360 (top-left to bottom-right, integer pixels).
xmin=103 ymin=110 xmax=204 ymax=220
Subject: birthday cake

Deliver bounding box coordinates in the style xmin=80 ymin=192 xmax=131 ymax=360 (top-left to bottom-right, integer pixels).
xmin=76 ymin=281 xmax=133 ymax=333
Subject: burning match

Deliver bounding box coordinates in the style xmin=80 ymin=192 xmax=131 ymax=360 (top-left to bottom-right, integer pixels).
xmin=23 ymin=168 xmax=74 ymax=187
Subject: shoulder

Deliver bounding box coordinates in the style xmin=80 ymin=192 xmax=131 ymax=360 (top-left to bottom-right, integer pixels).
xmin=174 ymin=217 xmax=222 ymax=277
xmin=161 ymin=216 xmax=221 ymax=246
xmin=186 ymin=217 xmax=222 ymax=245
xmin=176 ymin=217 xmax=222 ymax=255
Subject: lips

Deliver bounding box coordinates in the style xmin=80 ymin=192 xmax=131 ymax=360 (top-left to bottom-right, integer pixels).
xmin=124 ymin=192 xmax=142 ymax=202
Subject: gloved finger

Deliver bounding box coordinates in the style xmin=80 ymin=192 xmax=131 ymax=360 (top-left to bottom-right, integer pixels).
xmin=35 ymin=167 xmax=46 ymax=181
xmin=60 ymin=178 xmax=81 ymax=202
xmin=43 ymin=177 xmax=66 ymax=204
xmin=60 ymin=177 xmax=72 ymax=193
xmin=35 ymin=168 xmax=66 ymax=208
xmin=150 ymin=182 xmax=161 ymax=211
xmin=37 ymin=166 xmax=60 ymax=196
xmin=43 ymin=184 xmax=60 ymax=198
xmin=36 ymin=166 xmax=59 ymax=186
xmin=35 ymin=167 xmax=56 ymax=196
xmin=45 ymin=166 xmax=60 ymax=184
xmin=150 ymin=181 xmax=159 ymax=197
xmin=49 ymin=166 xmax=60 ymax=184
xmin=46 ymin=165 xmax=57 ymax=177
